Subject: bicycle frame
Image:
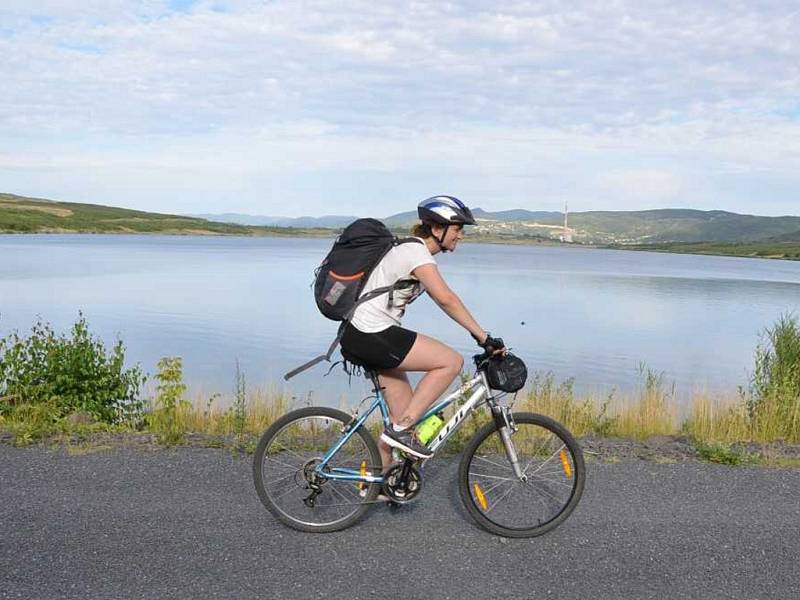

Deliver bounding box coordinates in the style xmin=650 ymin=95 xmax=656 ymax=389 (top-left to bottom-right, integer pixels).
xmin=316 ymin=370 xmax=494 ymax=484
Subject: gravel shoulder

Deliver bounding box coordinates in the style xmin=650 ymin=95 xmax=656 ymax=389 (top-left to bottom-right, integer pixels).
xmin=2 ymin=445 xmax=799 ymax=600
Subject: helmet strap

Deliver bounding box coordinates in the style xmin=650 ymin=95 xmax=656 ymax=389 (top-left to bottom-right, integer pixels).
xmin=435 ymin=224 xmax=450 ymax=253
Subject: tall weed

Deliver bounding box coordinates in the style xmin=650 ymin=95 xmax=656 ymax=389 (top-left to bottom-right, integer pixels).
xmin=747 ymin=313 xmax=800 ymax=442
xmin=611 ymin=364 xmax=675 ymax=439
xmin=519 ymin=372 xmax=615 ymax=436
xmin=148 ymin=357 xmax=190 ymax=445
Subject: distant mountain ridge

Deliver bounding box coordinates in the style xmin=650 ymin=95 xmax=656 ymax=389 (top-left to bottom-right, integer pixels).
xmin=190 ymin=213 xmax=360 ymax=228
xmin=193 ymin=207 xmax=800 ymax=244
xmin=188 ymin=208 xmax=564 ymax=228
xmin=3 ymin=192 xmax=799 ymax=246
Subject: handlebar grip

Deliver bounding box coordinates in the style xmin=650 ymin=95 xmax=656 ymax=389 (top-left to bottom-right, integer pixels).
xmin=482 ymin=335 xmax=505 ymax=352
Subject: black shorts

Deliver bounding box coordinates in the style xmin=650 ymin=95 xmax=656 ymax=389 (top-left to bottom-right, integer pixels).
xmin=340 ymin=323 xmax=418 ymax=370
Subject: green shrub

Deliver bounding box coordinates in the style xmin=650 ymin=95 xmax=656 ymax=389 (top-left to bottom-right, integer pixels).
xmin=692 ymin=439 xmax=754 ymax=465
xmin=0 ymin=315 xmax=145 ymax=423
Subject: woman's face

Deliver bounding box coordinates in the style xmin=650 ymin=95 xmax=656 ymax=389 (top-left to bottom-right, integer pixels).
xmin=433 ymin=223 xmax=465 ymax=252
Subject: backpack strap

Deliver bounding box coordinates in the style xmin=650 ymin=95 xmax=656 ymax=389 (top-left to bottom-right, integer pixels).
xmin=284 ymin=236 xmax=426 ymax=381
xmin=283 ymin=284 xmax=397 ymax=380
xmin=283 ymin=322 xmax=347 ymax=380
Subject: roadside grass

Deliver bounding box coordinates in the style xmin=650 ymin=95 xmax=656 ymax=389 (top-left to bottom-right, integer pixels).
xmin=516 ymin=365 xmax=676 ymax=440
xmin=2 ymin=315 xmax=798 ymax=463
xmin=3 ymin=375 xmax=798 ymax=463
xmin=183 ymin=386 xmax=290 ymax=440
xmin=0 ymin=402 xmax=122 ymax=447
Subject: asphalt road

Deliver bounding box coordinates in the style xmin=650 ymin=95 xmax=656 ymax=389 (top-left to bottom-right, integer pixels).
xmin=1 ymin=445 xmax=799 ymax=600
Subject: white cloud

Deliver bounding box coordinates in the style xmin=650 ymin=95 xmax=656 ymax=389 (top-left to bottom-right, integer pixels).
xmin=599 ymin=170 xmax=684 ymax=203
xmin=1 ymin=1 xmax=799 ymax=215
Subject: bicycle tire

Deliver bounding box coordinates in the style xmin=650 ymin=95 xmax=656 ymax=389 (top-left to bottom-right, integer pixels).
xmin=253 ymin=406 xmax=382 ymax=533
xmin=458 ymin=412 xmax=585 ymax=538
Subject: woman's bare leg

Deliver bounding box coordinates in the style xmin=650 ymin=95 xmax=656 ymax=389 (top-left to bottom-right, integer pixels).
xmin=376 ymin=369 xmax=413 ymax=468
xmin=393 ymin=333 xmax=463 ymax=428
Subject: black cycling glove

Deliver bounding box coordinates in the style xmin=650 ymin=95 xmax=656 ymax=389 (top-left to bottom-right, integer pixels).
xmin=474 ymin=332 xmax=505 ymax=352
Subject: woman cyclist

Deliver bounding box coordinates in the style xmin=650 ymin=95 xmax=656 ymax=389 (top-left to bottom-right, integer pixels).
xmin=340 ymin=195 xmax=505 ymax=467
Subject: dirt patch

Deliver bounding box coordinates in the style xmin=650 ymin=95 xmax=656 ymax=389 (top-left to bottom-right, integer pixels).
xmin=581 ymin=434 xmax=800 ymax=464
xmin=0 ymin=202 xmax=73 ymax=217
xmin=581 ymin=434 xmax=700 ymax=462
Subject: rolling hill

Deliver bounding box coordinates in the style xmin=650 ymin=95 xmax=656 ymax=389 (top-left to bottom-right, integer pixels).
xmin=0 ymin=193 xmax=325 ymax=236
xmin=3 ymin=193 xmax=799 ymax=260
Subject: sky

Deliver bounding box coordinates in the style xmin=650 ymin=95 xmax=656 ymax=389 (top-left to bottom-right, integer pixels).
xmin=1 ymin=1 xmax=799 ymax=217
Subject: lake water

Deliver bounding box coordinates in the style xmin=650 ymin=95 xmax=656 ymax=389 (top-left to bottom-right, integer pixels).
xmin=1 ymin=234 xmax=799 ymax=406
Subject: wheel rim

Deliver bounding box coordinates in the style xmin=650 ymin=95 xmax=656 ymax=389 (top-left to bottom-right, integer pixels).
xmin=258 ymin=415 xmax=378 ymax=528
xmin=466 ymin=421 xmax=580 ymax=532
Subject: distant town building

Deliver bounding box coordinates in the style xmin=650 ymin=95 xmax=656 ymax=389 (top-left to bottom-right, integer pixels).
xmin=559 ymin=201 xmax=574 ymax=243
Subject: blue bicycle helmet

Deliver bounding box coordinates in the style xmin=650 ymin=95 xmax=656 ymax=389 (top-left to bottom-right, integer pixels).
xmin=417 ymin=195 xmax=476 ymax=226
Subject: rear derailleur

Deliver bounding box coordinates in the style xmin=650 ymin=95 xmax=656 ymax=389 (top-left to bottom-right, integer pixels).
xmin=301 ymin=458 xmax=325 ymax=508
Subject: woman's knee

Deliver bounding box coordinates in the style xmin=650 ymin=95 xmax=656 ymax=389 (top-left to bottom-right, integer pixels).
xmin=398 ymin=333 xmax=463 ymax=375
xmin=440 ymin=351 xmax=463 ymax=377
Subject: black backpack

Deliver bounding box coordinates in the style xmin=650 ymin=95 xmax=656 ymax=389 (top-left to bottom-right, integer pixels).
xmin=285 ymin=218 xmax=422 ymax=379
xmin=314 ymin=218 xmax=422 ymax=321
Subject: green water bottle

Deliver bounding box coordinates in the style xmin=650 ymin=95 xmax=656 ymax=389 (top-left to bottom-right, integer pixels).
xmin=416 ymin=412 xmax=444 ymax=444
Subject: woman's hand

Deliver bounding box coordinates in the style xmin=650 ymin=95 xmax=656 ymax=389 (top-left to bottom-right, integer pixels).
xmin=477 ymin=333 xmax=507 ymax=356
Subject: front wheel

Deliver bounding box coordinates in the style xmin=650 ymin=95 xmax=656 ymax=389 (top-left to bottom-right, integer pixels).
xmin=252 ymin=407 xmax=383 ymax=533
xmin=458 ymin=412 xmax=585 ymax=538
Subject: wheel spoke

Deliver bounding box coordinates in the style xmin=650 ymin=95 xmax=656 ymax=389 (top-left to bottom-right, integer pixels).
xmin=527 ymin=472 xmax=574 ymax=489
xmin=269 ymin=482 xmax=304 ymax=502
xmin=270 ymin=444 xmax=312 ymax=464
xmin=320 ymin=485 xmax=352 ymax=518
xmin=524 ymin=445 xmax=564 ymax=477
xmin=471 ymin=454 xmax=514 ymax=472
xmin=468 ymin=471 xmax=516 ymax=482
xmin=480 ymin=476 xmax=515 ymax=496
xmin=520 ymin=479 xmax=568 ymax=504
xmin=327 ymin=484 xmax=358 ymax=506
xmin=485 ymin=480 xmax=519 ymax=514
xmin=263 ymin=454 xmax=301 ymax=471
xmin=262 ymin=471 xmax=298 ymax=487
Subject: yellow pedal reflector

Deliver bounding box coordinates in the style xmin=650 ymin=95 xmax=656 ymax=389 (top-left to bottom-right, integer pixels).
xmin=560 ymin=450 xmax=572 ymax=477
xmin=358 ymin=460 xmax=367 ymax=491
xmin=474 ymin=483 xmax=488 ymax=511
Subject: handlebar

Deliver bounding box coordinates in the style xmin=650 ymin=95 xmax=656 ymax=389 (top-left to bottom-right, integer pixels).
xmin=472 ymin=349 xmax=494 ymax=369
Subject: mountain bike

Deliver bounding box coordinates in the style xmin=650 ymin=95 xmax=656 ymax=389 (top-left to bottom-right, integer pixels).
xmin=252 ymin=350 xmax=585 ymax=538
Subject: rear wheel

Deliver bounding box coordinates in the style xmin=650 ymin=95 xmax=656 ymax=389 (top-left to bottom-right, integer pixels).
xmin=253 ymin=407 xmax=382 ymax=533
xmin=458 ymin=412 xmax=585 ymax=538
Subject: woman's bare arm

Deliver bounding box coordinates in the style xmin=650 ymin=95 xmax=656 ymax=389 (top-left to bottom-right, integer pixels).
xmin=413 ymin=263 xmax=487 ymax=343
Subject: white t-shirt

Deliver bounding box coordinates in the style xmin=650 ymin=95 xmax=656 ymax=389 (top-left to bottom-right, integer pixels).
xmin=350 ymin=238 xmax=436 ymax=333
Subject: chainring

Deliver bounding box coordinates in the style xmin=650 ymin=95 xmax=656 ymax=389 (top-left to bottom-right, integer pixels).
xmin=382 ymin=462 xmax=423 ymax=504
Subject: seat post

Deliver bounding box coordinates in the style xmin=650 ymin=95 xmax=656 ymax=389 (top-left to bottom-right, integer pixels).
xmin=366 ymin=369 xmax=382 ymax=394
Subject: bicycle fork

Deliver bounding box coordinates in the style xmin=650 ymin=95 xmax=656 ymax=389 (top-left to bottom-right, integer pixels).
xmin=492 ymin=405 xmax=528 ymax=482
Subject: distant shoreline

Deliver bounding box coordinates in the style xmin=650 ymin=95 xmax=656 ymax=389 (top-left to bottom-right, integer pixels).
xmin=4 ymin=192 xmax=799 ymax=260
xmin=3 ymin=229 xmax=800 ymax=261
